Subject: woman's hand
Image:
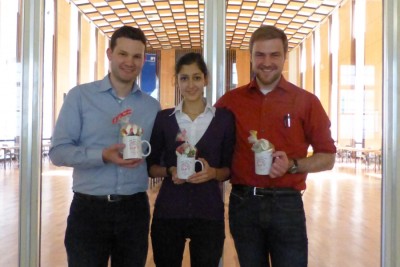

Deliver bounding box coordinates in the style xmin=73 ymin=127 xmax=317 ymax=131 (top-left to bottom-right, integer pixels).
xmin=169 ymin=166 xmax=186 ymax=185
xmin=187 ymin=158 xmax=216 ymax=184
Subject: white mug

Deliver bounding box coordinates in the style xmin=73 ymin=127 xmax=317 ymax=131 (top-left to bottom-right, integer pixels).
xmin=177 ymin=155 xmax=204 ymax=179
xmin=122 ymin=135 xmax=151 ymax=159
xmin=254 ymin=149 xmax=273 ymax=175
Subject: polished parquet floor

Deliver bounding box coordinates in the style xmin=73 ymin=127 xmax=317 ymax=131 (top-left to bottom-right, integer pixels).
xmin=0 ymin=159 xmax=381 ymax=267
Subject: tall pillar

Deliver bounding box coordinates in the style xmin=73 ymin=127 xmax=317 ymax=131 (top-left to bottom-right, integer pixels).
xmin=19 ymin=0 xmax=44 ymax=266
xmin=204 ymin=0 xmax=225 ymax=104
xmin=382 ymin=0 xmax=400 ymax=265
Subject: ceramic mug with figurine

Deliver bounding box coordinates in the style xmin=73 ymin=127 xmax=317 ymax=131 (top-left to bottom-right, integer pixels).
xmin=177 ymin=155 xmax=204 ymax=179
xmin=248 ymin=131 xmax=274 ymax=175
xmin=122 ymin=135 xmax=151 ymax=159
xmin=254 ymin=149 xmax=273 ymax=175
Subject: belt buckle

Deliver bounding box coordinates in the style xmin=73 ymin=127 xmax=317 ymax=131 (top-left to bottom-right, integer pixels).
xmin=253 ymin=187 xmax=263 ymax=197
xmin=107 ymin=195 xmax=120 ymax=202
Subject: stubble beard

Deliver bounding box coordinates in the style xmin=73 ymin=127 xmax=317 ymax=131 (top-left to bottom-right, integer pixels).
xmin=256 ymin=71 xmax=281 ymax=87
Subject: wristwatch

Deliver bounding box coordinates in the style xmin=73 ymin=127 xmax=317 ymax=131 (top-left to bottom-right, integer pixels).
xmin=288 ymin=159 xmax=298 ymax=174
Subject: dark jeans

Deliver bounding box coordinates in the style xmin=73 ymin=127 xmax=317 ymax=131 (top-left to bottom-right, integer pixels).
xmin=65 ymin=192 xmax=150 ymax=267
xmin=229 ymin=187 xmax=308 ymax=267
xmin=151 ymin=218 xmax=225 ymax=267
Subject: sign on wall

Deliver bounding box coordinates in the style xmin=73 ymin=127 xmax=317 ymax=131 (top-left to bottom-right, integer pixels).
xmin=141 ymin=53 xmax=158 ymax=100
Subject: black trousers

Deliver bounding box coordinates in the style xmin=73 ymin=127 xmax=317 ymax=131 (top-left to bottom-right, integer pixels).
xmin=151 ymin=218 xmax=225 ymax=267
xmin=65 ymin=192 xmax=150 ymax=267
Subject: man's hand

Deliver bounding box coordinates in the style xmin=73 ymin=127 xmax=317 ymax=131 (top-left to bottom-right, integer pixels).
xmin=269 ymin=151 xmax=290 ymax=178
xmin=102 ymin=144 xmax=144 ymax=168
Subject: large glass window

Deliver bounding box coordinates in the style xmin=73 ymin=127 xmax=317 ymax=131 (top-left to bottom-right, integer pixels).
xmin=0 ymin=1 xmax=21 ymax=266
xmin=1 ymin=0 xmax=389 ymax=266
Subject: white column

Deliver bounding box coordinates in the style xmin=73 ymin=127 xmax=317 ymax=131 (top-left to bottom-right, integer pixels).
xmin=382 ymin=0 xmax=400 ymax=266
xmin=204 ymin=0 xmax=225 ymax=104
xmin=204 ymin=3 xmax=226 ymax=266
xmin=353 ymin=0 xmax=365 ymax=147
xmin=330 ymin=11 xmax=339 ymax=142
xmin=19 ymin=0 xmax=44 ymax=266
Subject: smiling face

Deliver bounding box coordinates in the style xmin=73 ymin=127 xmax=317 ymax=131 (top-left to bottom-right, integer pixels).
xmin=106 ymin=37 xmax=145 ymax=88
xmin=251 ymin=38 xmax=286 ymax=88
xmin=177 ymin=63 xmax=208 ymax=103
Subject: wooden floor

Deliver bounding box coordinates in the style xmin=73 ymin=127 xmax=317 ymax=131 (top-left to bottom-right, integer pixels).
xmin=0 ymin=159 xmax=381 ymax=267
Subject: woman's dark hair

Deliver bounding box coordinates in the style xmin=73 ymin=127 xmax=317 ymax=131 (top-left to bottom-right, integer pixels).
xmin=109 ymin=26 xmax=147 ymax=51
xmin=175 ymin=52 xmax=208 ymax=78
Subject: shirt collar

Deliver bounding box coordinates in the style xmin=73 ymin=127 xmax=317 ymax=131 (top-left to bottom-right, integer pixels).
xmin=170 ymin=99 xmax=216 ymax=117
xmin=99 ymin=74 xmax=141 ymax=96
xmin=248 ymin=75 xmax=292 ymax=94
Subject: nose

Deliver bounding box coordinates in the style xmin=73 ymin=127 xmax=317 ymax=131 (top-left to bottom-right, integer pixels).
xmin=125 ymin=56 xmax=135 ymax=66
xmin=262 ymin=55 xmax=273 ymax=66
xmin=188 ymin=78 xmax=195 ymax=87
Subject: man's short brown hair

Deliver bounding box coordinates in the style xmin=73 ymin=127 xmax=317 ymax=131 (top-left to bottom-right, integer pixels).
xmin=249 ymin=26 xmax=288 ymax=54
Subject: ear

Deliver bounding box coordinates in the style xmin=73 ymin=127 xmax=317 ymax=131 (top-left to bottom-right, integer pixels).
xmin=106 ymin=48 xmax=112 ymax=61
xmin=204 ymin=77 xmax=209 ymax=86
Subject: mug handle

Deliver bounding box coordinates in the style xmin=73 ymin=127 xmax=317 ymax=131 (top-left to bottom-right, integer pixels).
xmin=141 ymin=140 xmax=151 ymax=157
xmin=194 ymin=159 xmax=204 ymax=172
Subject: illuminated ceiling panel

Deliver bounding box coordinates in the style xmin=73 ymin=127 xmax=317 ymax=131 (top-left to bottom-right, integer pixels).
xmin=70 ymin=0 xmax=343 ymax=50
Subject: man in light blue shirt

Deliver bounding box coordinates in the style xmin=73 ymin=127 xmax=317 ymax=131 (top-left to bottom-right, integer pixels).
xmin=49 ymin=26 xmax=160 ymax=267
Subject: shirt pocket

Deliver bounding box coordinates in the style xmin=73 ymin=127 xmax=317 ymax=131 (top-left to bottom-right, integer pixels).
xmin=267 ymin=109 xmax=307 ymax=151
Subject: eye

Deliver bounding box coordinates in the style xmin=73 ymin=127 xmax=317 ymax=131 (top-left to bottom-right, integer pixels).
xmin=194 ymin=76 xmax=202 ymax=81
xmin=179 ymin=76 xmax=188 ymax=81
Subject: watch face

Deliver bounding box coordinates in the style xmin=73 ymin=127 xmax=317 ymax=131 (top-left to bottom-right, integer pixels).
xmin=289 ymin=165 xmax=298 ymax=174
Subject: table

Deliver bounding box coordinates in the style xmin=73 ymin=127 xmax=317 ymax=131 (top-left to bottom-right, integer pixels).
xmin=337 ymin=146 xmax=381 ymax=170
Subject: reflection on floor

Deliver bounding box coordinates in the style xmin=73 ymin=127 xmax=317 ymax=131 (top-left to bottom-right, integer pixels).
xmin=0 ymin=160 xmax=381 ymax=267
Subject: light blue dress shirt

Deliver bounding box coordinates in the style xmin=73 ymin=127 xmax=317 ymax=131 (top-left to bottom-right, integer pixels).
xmin=49 ymin=74 xmax=161 ymax=195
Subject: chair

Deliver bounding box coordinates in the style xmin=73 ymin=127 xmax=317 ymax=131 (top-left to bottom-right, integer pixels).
xmin=42 ymin=141 xmax=51 ymax=161
xmin=337 ymin=147 xmax=352 ymax=163
xmin=2 ymin=145 xmax=18 ymax=167
xmin=362 ymin=150 xmax=382 ymax=172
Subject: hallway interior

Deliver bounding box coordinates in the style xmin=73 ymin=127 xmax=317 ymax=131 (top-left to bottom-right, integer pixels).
xmin=0 ymin=159 xmax=381 ymax=267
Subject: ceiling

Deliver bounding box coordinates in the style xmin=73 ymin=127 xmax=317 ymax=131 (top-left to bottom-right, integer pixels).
xmin=70 ymin=0 xmax=343 ymax=50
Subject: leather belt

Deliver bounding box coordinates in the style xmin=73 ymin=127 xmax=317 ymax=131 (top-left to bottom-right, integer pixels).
xmin=232 ymin=185 xmax=300 ymax=197
xmin=74 ymin=192 xmax=144 ymax=203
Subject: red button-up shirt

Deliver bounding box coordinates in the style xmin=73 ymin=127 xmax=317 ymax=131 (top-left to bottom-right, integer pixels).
xmin=215 ymin=76 xmax=336 ymax=190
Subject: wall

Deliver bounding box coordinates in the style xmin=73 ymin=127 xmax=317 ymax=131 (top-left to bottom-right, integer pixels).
xmin=319 ymin=20 xmax=331 ymax=115
xmin=97 ymin=31 xmax=107 ymax=80
xmin=304 ymin=35 xmax=314 ymax=93
xmin=79 ymin=15 xmax=91 ymax=84
xmin=337 ymin=0 xmax=354 ymax=146
xmin=159 ymin=49 xmax=176 ymax=109
xmin=235 ymin=49 xmax=251 ymax=87
xmin=55 ymin=0 xmax=71 ymax=120
xmin=286 ymin=0 xmax=382 ymax=149
xmin=364 ymin=0 xmax=382 ymax=149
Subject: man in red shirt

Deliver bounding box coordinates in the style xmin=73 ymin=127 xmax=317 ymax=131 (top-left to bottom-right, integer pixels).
xmin=215 ymin=25 xmax=336 ymax=267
